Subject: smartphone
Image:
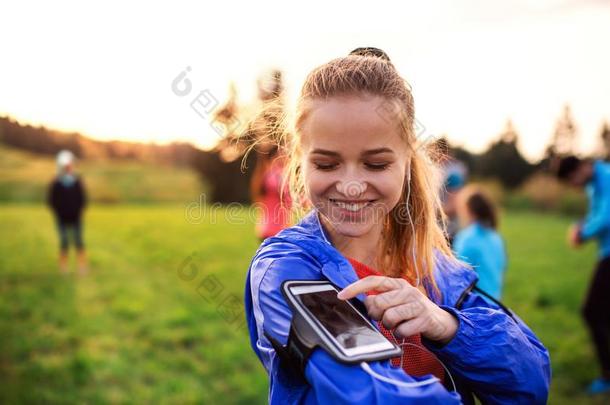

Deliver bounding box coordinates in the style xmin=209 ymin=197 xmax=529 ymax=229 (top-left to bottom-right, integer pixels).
xmin=283 ymin=280 xmax=401 ymax=363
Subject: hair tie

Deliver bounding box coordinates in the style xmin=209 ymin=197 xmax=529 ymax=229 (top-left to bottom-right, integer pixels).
xmin=349 ymin=47 xmax=391 ymax=62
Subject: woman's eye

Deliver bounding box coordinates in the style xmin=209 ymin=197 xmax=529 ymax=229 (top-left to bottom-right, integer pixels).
xmin=314 ymin=163 xmax=338 ymax=171
xmin=365 ymin=163 xmax=390 ymax=171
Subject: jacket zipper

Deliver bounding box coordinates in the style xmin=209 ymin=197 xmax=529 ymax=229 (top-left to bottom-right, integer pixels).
xmin=454 ymin=278 xmax=477 ymax=310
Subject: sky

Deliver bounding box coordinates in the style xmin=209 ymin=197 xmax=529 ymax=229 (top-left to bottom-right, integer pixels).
xmin=1 ymin=0 xmax=609 ymax=161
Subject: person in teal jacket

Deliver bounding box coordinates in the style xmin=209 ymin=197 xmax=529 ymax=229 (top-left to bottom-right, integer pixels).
xmin=554 ymin=156 xmax=610 ymax=394
xmin=453 ymin=186 xmax=507 ymax=301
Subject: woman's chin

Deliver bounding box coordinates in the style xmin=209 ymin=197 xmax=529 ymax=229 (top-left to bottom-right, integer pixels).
xmin=326 ymin=216 xmax=375 ymax=238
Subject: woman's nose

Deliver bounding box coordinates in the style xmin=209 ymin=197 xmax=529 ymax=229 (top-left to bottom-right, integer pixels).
xmin=336 ymin=179 xmax=367 ymax=198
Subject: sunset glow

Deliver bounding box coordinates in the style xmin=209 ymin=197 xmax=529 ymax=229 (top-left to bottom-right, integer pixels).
xmin=1 ymin=0 xmax=609 ymax=160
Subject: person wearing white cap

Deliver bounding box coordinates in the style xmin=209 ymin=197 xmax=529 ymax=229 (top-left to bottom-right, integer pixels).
xmin=47 ymin=150 xmax=88 ymax=274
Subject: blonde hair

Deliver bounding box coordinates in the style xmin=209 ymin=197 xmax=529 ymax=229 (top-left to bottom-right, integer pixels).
xmin=245 ymin=54 xmax=457 ymax=293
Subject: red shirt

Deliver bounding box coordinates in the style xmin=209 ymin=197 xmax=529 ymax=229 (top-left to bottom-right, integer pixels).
xmin=346 ymin=257 xmax=445 ymax=383
xmin=255 ymin=159 xmax=292 ymax=239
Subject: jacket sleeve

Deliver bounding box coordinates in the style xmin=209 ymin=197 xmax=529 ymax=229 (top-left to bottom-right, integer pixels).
xmin=580 ymin=187 xmax=610 ymax=241
xmin=76 ymin=178 xmax=87 ymax=211
xmin=47 ymin=182 xmax=54 ymax=208
xmin=425 ymin=291 xmax=551 ymax=404
xmin=250 ymin=248 xmax=461 ymax=404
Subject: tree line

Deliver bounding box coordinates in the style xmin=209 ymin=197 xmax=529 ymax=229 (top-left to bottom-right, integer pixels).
xmin=1 ymin=105 xmax=608 ymax=202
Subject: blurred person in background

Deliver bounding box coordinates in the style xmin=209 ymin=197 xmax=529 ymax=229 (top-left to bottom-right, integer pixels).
xmin=453 ymin=185 xmax=507 ymax=302
xmin=554 ymin=155 xmax=610 ymax=395
xmin=47 ymin=150 xmax=88 ymax=275
xmin=434 ymin=138 xmax=467 ymax=243
xmin=249 ymin=70 xmax=293 ymax=241
xmin=213 ymin=69 xmax=293 ymax=241
xmin=250 ymin=139 xmax=292 ymax=242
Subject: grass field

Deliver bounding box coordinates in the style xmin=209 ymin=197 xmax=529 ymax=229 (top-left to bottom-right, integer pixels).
xmin=1 ymin=203 xmax=609 ymax=404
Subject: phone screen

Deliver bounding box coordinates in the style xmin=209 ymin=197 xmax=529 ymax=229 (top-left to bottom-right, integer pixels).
xmin=298 ymin=289 xmax=388 ymax=350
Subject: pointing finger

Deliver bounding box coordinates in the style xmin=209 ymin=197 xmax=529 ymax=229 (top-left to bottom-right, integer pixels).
xmin=337 ymin=276 xmax=407 ymax=300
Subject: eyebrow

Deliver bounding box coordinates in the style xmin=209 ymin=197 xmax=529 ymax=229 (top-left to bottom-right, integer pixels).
xmin=311 ymin=147 xmax=395 ymax=157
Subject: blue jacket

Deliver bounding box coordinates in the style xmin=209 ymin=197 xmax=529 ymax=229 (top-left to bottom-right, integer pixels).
xmin=580 ymin=160 xmax=610 ymax=259
xmin=453 ymin=222 xmax=507 ymax=300
xmin=245 ymin=209 xmax=550 ymax=404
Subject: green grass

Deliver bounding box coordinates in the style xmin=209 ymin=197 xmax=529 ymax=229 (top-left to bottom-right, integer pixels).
xmin=500 ymin=212 xmax=606 ymax=404
xmin=0 ymin=204 xmax=609 ymax=403
xmin=0 ymin=204 xmax=267 ymax=404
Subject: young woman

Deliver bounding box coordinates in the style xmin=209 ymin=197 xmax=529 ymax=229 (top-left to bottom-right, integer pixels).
xmin=244 ymin=49 xmax=550 ymax=404
xmin=453 ymin=185 xmax=507 ymax=301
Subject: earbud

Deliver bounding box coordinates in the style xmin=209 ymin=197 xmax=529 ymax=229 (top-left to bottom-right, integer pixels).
xmin=404 ymin=169 xmax=419 ymax=287
xmin=406 ymin=159 xmax=412 ymax=183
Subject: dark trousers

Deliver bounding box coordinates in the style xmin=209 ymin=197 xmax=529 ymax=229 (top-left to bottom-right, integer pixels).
xmin=582 ymin=256 xmax=610 ymax=376
xmin=56 ymin=220 xmax=84 ymax=252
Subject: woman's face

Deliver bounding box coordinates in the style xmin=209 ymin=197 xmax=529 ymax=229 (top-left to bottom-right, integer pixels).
xmin=300 ymin=95 xmax=410 ymax=240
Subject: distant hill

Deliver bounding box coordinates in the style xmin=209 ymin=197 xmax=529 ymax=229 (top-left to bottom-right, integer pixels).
xmin=0 ymin=116 xmax=256 ymax=203
xmin=0 ymin=144 xmax=206 ymax=204
xmin=0 ymin=115 xmax=198 ymax=164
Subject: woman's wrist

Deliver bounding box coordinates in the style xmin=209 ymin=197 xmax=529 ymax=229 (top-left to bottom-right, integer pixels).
xmin=425 ymin=307 xmax=459 ymax=344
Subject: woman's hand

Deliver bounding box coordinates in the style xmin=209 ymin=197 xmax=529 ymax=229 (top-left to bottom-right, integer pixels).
xmin=337 ymin=276 xmax=458 ymax=344
xmin=567 ymin=223 xmax=583 ymax=248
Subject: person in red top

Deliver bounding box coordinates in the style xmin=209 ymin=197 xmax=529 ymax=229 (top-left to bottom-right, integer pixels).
xmin=251 ymin=142 xmax=292 ymax=241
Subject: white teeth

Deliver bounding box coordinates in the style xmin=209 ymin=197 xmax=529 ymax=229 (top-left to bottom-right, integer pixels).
xmin=331 ymin=200 xmax=369 ymax=212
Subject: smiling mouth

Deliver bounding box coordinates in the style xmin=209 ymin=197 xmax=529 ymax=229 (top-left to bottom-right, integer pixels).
xmin=328 ymin=198 xmax=377 ymax=212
